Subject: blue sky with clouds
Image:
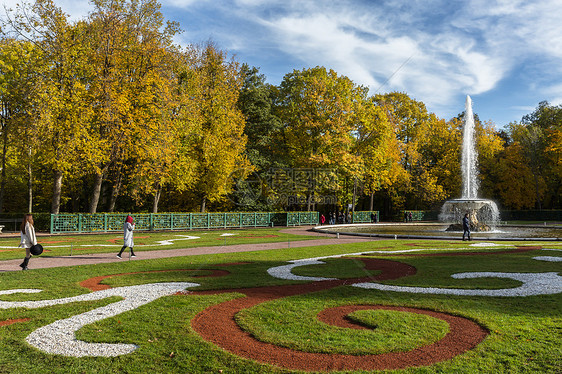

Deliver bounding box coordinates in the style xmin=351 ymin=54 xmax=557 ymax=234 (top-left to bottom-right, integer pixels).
xmin=4 ymin=0 xmax=562 ymax=127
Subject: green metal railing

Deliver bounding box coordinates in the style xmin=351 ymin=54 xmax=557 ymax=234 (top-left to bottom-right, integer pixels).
xmin=400 ymin=210 xmax=429 ymax=221
xmin=352 ymin=211 xmax=380 ymax=223
xmin=50 ymin=212 xmax=320 ymax=234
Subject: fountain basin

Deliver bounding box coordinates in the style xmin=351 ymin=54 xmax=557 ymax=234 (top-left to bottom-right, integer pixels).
xmin=315 ymin=223 xmax=562 ymax=241
xmin=439 ymin=199 xmax=500 ymax=231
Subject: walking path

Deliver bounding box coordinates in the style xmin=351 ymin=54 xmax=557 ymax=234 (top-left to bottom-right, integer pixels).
xmin=0 ymin=227 xmax=374 ymax=272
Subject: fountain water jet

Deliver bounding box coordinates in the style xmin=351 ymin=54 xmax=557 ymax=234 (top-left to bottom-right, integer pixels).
xmin=439 ymin=96 xmax=500 ymax=231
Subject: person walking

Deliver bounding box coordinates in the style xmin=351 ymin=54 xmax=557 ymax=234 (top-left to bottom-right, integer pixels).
xmin=462 ymin=213 xmax=471 ymax=241
xmin=117 ymin=215 xmax=136 ymax=258
xmin=18 ymin=213 xmax=37 ymax=270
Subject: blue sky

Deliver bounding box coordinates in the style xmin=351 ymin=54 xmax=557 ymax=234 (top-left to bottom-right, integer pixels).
xmin=4 ymin=0 xmax=562 ymax=128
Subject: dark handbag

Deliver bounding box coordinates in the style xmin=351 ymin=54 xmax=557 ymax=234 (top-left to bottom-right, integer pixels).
xmin=30 ymin=244 xmax=43 ymax=256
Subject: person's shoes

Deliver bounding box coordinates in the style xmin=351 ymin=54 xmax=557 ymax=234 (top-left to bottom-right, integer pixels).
xmin=131 ymin=254 xmax=136 ymax=258
xmin=116 ymin=254 xmax=122 ymax=259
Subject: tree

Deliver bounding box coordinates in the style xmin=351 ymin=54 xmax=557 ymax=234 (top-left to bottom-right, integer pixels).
xmin=1 ymin=0 xmax=94 ymax=214
xmin=235 ymin=64 xmax=285 ymax=210
xmin=181 ymin=42 xmax=249 ymax=212
xmin=85 ymin=0 xmax=181 ymax=213
xmin=275 ymin=66 xmax=366 ymax=211
xmin=354 ymin=97 xmax=404 ymax=211
xmin=0 ymin=38 xmax=39 ymax=212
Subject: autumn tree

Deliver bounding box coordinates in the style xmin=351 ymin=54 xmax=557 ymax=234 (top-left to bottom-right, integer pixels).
xmin=1 ymin=0 xmax=94 ymax=214
xmin=275 ymin=67 xmax=366 ymax=211
xmin=0 ymin=39 xmax=39 ymax=212
xmin=85 ymin=0 xmax=181 ymax=213
xmin=181 ymin=42 xmax=249 ymax=212
xmin=354 ymin=97 xmax=404 ymax=211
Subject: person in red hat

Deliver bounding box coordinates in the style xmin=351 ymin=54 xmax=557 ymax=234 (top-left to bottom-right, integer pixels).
xmin=117 ymin=215 xmax=136 ymax=259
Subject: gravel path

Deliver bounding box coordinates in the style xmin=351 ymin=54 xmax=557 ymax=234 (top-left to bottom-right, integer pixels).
xmin=0 ymin=227 xmax=373 ymax=272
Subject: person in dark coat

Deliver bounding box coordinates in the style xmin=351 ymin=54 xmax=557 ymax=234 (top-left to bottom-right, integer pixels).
xmin=462 ymin=213 xmax=471 ymax=241
xmin=18 ymin=213 xmax=37 ymax=270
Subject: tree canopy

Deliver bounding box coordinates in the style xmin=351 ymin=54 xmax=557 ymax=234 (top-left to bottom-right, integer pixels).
xmin=0 ymin=0 xmax=560 ymax=216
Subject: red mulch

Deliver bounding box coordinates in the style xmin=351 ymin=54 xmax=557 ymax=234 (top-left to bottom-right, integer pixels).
xmin=189 ymin=258 xmax=488 ymax=371
xmin=0 ymin=318 xmax=31 ymax=326
xmin=79 ymin=258 xmax=489 ymax=371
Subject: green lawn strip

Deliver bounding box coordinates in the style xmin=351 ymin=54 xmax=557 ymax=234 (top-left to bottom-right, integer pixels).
xmin=236 ymin=287 xmax=449 ymax=355
xmin=0 ymin=227 xmax=318 ymax=261
xmin=365 ymin=250 xmax=561 ymax=289
xmin=0 ymin=241 xmax=559 ymax=373
xmin=235 ymin=286 xmax=560 ymax=373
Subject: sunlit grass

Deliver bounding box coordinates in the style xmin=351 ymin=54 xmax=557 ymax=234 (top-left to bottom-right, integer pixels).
xmin=0 ymin=237 xmax=559 ymax=373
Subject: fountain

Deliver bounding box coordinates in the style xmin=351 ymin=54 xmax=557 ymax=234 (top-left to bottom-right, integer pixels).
xmin=314 ymin=96 xmax=561 ymax=240
xmin=439 ymin=96 xmax=500 ymax=231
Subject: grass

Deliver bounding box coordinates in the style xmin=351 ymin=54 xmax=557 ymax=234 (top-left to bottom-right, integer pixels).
xmin=0 ymin=232 xmax=560 ymax=373
xmin=0 ymin=227 xmax=316 ymax=260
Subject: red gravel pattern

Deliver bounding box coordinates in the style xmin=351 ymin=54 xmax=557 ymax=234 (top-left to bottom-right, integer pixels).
xmin=189 ymin=258 xmax=489 ymax=371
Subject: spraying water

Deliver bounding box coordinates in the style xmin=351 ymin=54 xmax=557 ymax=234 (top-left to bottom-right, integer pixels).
xmin=461 ymin=95 xmax=478 ymax=199
xmin=439 ymin=95 xmax=500 ymax=229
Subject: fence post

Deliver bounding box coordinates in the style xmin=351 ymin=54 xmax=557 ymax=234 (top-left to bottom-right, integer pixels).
xmin=78 ymin=214 xmax=83 ymax=233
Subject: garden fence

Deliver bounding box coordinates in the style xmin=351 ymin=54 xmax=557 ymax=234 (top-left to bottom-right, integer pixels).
xmin=50 ymin=212 xmax=321 ymax=234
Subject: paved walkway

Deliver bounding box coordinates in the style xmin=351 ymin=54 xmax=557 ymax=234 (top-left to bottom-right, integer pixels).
xmin=0 ymin=227 xmax=375 ymax=272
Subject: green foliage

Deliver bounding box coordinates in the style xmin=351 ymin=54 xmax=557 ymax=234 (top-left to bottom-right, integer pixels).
xmin=0 ymin=1 xmax=561 ymax=215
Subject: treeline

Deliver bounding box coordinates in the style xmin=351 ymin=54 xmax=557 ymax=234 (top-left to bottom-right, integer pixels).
xmin=0 ymin=0 xmax=560 ymax=216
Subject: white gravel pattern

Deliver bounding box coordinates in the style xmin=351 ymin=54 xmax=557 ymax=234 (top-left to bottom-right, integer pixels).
xmin=267 ymin=260 xmax=337 ymax=281
xmin=0 ymin=282 xmax=199 ymax=357
xmin=353 ymin=272 xmax=562 ymax=297
xmin=533 ymin=256 xmax=562 ymax=262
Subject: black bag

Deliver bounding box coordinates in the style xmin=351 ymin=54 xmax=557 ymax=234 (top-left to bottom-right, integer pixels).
xmin=30 ymin=244 xmax=43 ymax=256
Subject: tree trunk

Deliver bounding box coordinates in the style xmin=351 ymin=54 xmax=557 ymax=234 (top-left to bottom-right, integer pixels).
xmin=0 ymin=122 xmax=8 ymax=213
xmin=27 ymin=147 xmax=33 ymax=213
xmin=352 ymin=178 xmax=357 ymax=216
xmin=370 ymin=192 xmax=374 ymax=211
xmin=51 ymin=169 xmax=63 ymax=214
xmin=200 ymin=196 xmax=206 ymax=212
xmin=533 ymin=173 xmax=542 ymax=210
xmin=89 ymin=172 xmax=104 ymax=213
xmin=152 ymin=183 xmax=161 ymax=213
xmin=108 ymin=168 xmax=123 ymax=213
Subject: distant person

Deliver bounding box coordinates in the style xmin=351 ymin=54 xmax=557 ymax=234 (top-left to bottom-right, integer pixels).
xmin=462 ymin=213 xmax=471 ymax=241
xmin=371 ymin=212 xmax=376 ymax=223
xmin=18 ymin=213 xmax=37 ymax=270
xmin=320 ymin=214 xmax=326 ymax=225
xmin=404 ymin=211 xmax=408 ymax=222
xmin=117 ymin=215 xmax=136 ymax=258
xmin=408 ymin=212 xmax=413 ymax=222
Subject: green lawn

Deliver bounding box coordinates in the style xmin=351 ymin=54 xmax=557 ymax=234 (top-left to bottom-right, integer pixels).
xmin=0 ymin=227 xmax=316 ymax=260
xmin=0 ymin=235 xmax=560 ymax=373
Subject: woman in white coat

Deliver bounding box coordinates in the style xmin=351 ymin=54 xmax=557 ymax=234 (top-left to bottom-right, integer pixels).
xmin=117 ymin=215 xmax=136 ymax=258
xmin=19 ymin=213 xmax=37 ymax=270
